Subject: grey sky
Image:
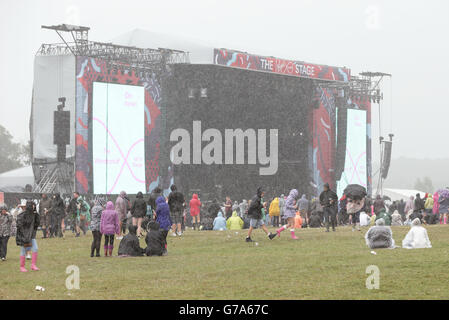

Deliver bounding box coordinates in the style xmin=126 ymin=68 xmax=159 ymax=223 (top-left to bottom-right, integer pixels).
xmin=1 ymin=0 xmax=448 ymax=164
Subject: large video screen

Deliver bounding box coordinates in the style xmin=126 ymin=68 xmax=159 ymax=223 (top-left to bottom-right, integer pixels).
xmin=92 ymin=82 xmax=145 ymax=194
xmin=336 ymin=109 xmax=367 ymax=197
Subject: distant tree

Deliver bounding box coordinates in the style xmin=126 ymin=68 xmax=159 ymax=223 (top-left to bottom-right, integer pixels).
xmin=0 ymin=125 xmax=30 ymax=174
xmin=414 ymin=177 xmax=434 ymax=193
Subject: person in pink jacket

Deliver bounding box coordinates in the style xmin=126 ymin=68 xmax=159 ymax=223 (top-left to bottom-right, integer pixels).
xmin=100 ymin=201 xmax=120 ymax=257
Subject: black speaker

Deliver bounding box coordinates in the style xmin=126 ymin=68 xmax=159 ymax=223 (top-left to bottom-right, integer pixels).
xmin=381 ymin=141 xmax=392 ymax=179
xmin=53 ymin=110 xmax=70 ymax=145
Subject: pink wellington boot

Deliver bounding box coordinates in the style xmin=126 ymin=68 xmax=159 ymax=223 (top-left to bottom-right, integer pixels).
xmin=31 ymin=252 xmax=40 ymax=271
xmin=290 ymin=230 xmax=299 ymax=240
xmin=276 ymin=226 xmax=286 ymax=237
xmin=20 ymin=255 xmax=28 ymax=272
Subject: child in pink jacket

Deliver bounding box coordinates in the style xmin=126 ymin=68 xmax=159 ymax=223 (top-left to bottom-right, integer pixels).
xmin=100 ymin=201 xmax=120 ymax=257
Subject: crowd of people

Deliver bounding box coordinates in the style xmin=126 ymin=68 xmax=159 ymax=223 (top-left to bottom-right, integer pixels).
xmin=0 ymin=183 xmax=447 ymax=272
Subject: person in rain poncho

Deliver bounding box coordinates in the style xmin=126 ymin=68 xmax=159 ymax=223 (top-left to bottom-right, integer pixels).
xmin=154 ymin=196 xmax=171 ymax=250
xmin=100 ymin=201 xmax=120 ymax=257
xmin=402 ymin=218 xmax=432 ymax=249
xmin=365 ymin=218 xmax=395 ymax=249
xmin=76 ymin=196 xmax=91 ymax=237
xmin=90 ymin=197 xmax=105 ymax=257
xmin=16 ymin=201 xmax=41 ymax=272
xmin=297 ymin=194 xmax=309 ymax=223
xmin=239 ymin=199 xmax=248 ymax=218
xmin=226 ymin=210 xmax=244 ymax=230
xmin=376 ymin=209 xmax=391 ymax=226
xmin=213 ymin=211 xmax=227 ymax=231
xmin=276 ymin=189 xmax=300 ymax=239
xmin=404 ymin=196 xmax=415 ymax=215
xmin=189 ymin=193 xmax=202 ymax=231
xmin=115 ymin=191 xmax=129 ymax=239
xmin=359 ymin=211 xmax=371 ymax=227
xmin=279 ymin=194 xmax=285 ymax=225
xmin=269 ymin=197 xmax=280 ymax=227
xmin=118 ymin=225 xmax=145 ymax=257
xmin=391 ymin=210 xmax=403 ymax=226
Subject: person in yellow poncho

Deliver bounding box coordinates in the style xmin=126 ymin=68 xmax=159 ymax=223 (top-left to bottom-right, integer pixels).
xmin=226 ymin=211 xmax=244 ymax=230
xmin=269 ymin=197 xmax=280 ymax=227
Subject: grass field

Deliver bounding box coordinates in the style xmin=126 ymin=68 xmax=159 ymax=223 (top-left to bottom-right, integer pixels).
xmin=1 ymin=224 xmax=448 ymax=300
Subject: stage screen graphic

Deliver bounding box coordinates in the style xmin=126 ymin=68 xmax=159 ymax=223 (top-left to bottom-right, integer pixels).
xmin=336 ymin=109 xmax=367 ymax=197
xmin=92 ymin=82 xmax=145 ymax=194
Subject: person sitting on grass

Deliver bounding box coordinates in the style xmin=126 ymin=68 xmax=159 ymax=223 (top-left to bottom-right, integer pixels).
xmin=213 ymin=211 xmax=227 ymax=231
xmin=118 ymin=225 xmax=145 ymax=257
xmin=375 ymin=209 xmax=391 ymax=226
xmin=402 ymin=218 xmax=432 ymax=249
xmin=145 ymin=221 xmax=166 ymax=256
xmin=308 ymin=211 xmax=322 ymax=228
xmin=226 ymin=210 xmax=244 ymax=230
xmin=391 ymin=210 xmax=403 ymax=226
xmin=365 ymin=218 xmax=395 ymax=249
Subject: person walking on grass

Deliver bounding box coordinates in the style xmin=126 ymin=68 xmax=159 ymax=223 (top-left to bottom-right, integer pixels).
xmin=49 ymin=193 xmax=65 ymax=238
xmin=16 ymin=201 xmax=40 ymax=272
xmin=276 ymin=189 xmax=300 ymax=239
xmin=0 ymin=204 xmax=13 ymax=261
xmin=189 ymin=193 xmax=202 ymax=230
xmin=167 ymin=185 xmax=185 ymax=237
xmin=319 ymin=183 xmax=338 ymax=232
xmin=90 ymin=198 xmax=105 ymax=257
xmin=100 ymin=201 xmax=120 ymax=257
xmin=245 ymin=187 xmax=277 ymax=242
xmin=131 ymin=192 xmax=146 ymax=237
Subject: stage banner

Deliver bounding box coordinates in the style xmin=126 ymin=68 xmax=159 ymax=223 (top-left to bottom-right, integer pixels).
xmin=31 ymin=55 xmax=76 ymax=160
xmin=214 ymin=48 xmax=350 ymax=82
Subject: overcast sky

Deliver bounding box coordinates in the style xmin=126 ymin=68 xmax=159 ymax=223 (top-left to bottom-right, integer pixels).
xmin=1 ymin=0 xmax=448 ymax=164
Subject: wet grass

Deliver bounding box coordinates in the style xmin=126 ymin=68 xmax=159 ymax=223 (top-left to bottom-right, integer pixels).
xmin=0 ymin=224 xmax=448 ymax=299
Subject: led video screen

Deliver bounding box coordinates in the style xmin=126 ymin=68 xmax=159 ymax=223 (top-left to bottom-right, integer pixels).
xmin=92 ymin=82 xmax=145 ymax=194
xmin=336 ymin=109 xmax=367 ymax=197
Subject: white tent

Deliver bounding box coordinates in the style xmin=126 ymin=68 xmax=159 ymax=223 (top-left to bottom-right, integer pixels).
xmin=110 ymin=29 xmax=215 ymax=64
xmin=383 ymin=188 xmax=426 ymax=201
xmin=0 ymin=166 xmax=34 ymax=191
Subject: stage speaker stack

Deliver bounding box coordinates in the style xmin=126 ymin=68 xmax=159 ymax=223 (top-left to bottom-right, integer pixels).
xmin=53 ymin=97 xmax=70 ymax=162
xmin=381 ymin=141 xmax=392 ymax=179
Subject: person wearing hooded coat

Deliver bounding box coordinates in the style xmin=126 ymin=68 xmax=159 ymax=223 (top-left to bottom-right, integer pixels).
xmin=298 ymin=194 xmax=309 ymax=223
xmin=276 ymin=189 xmax=300 ymax=239
xmin=319 ymin=183 xmax=339 ymax=232
xmin=38 ymin=193 xmax=52 ymax=238
xmin=245 ymin=187 xmax=276 ymax=242
xmin=131 ymin=192 xmax=146 ymax=237
xmin=100 ymin=201 xmax=120 ymax=257
xmin=239 ymin=199 xmax=248 ymax=218
xmin=227 ymin=211 xmax=244 ymax=230
xmin=269 ymin=197 xmax=280 ymax=227
xmin=402 ymin=218 xmax=432 ymax=249
xmin=90 ymin=198 xmax=105 ymax=257
xmin=391 ymin=210 xmax=403 ymax=226
xmin=213 ymin=211 xmax=227 ymax=230
xmin=364 ymin=218 xmax=395 ymax=249
xmin=155 ymin=196 xmax=171 ymax=249
xmin=115 ymin=191 xmax=129 ymax=238
xmin=148 ymin=187 xmax=163 ymax=217
xmin=118 ymin=225 xmax=145 ymax=257
xmin=76 ymin=196 xmax=91 ymax=237
xmin=189 ymin=193 xmax=202 ymax=230
xmin=16 ymin=200 xmax=40 ymax=272
xmin=0 ymin=204 xmax=13 ymax=261
xmin=49 ymin=193 xmax=65 ymax=238
xmin=145 ymin=221 xmax=166 ymax=256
